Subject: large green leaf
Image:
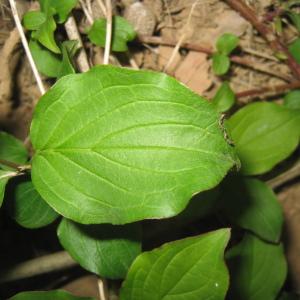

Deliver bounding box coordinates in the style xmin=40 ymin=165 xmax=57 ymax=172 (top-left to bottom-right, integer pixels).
xmin=226 ymin=102 xmax=299 ymax=175
xmin=10 ymin=290 xmax=94 ymax=300
xmin=30 ymin=65 xmax=237 ymax=225
xmin=7 ymin=181 xmax=59 ymax=229
xmin=88 ymin=16 xmax=136 ymax=52
xmin=221 ymin=176 xmax=283 ymax=242
xmin=226 ymin=233 xmax=287 ymax=300
xmin=58 ymin=219 xmax=141 ymax=279
xmin=0 ymin=170 xmax=17 ymax=208
xmin=120 ymin=229 xmax=230 ymax=300
xmin=0 ymin=132 xmax=28 ymax=170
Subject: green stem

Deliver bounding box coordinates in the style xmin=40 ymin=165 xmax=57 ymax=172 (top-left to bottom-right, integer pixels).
xmin=0 ymin=158 xmax=31 ymax=172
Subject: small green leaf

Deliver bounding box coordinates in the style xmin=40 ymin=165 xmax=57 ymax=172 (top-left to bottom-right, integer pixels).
xmin=88 ymin=16 xmax=136 ymax=52
xmin=39 ymin=0 xmax=78 ymax=23
xmin=212 ymin=81 xmax=235 ymax=112
xmin=0 ymin=132 xmax=28 ymax=170
xmin=58 ymin=219 xmax=141 ymax=279
xmin=30 ymin=65 xmax=237 ymax=225
xmin=29 ymin=39 xmax=62 ymax=77
xmin=226 ymin=102 xmax=300 ymax=175
xmin=226 ymin=233 xmax=287 ymax=300
xmin=32 ymin=14 xmax=60 ymax=54
xmin=0 ymin=170 xmax=17 ymax=208
xmin=221 ymin=176 xmax=283 ymax=242
xmin=57 ymin=40 xmax=78 ymax=78
xmin=284 ymin=90 xmax=300 ymax=110
xmin=120 ymin=229 xmax=230 ymax=300
xmin=30 ymin=40 xmax=77 ymax=78
xmin=216 ymin=33 xmax=239 ymax=55
xmin=287 ymin=11 xmax=300 ymax=32
xmin=23 ymin=11 xmax=46 ymax=30
xmin=212 ymin=53 xmax=230 ymax=75
xmin=289 ymin=38 xmax=300 ymax=63
xmin=10 ymin=290 xmax=94 ymax=300
xmin=7 ymin=181 xmax=59 ymax=229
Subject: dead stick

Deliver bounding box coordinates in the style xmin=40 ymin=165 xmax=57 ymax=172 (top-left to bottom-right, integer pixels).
xmin=224 ymin=0 xmax=300 ymax=79
xmin=267 ymin=161 xmax=300 ymax=189
xmin=0 ymin=251 xmax=77 ymax=283
xmin=137 ymin=36 xmax=292 ymax=81
xmin=236 ymin=80 xmax=300 ymax=98
xmin=65 ymin=15 xmax=90 ymax=72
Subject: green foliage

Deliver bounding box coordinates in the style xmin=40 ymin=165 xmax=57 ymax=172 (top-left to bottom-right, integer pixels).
xmin=23 ymin=0 xmax=78 ymax=54
xmin=30 ymin=65 xmax=237 ymax=225
xmin=30 ymin=12 xmax=60 ymax=54
xmin=212 ymin=53 xmax=230 ymax=75
xmin=284 ymin=90 xmax=300 ymax=110
xmin=221 ymin=176 xmax=283 ymax=242
xmin=287 ymin=11 xmax=300 ymax=32
xmin=120 ymin=229 xmax=230 ymax=300
xmin=0 ymin=170 xmax=14 ymax=207
xmin=212 ymin=81 xmax=235 ymax=112
xmin=0 ymin=132 xmax=28 ymax=170
xmin=58 ymin=219 xmax=141 ymax=279
xmin=216 ymin=33 xmax=239 ymax=55
xmin=226 ymin=233 xmax=287 ymax=300
xmin=7 ymin=181 xmax=58 ymax=229
xmin=10 ymin=290 xmax=94 ymax=300
xmin=39 ymin=0 xmax=78 ymax=23
xmin=30 ymin=40 xmax=78 ymax=78
xmin=289 ymin=38 xmax=300 ymax=63
xmin=23 ymin=11 xmax=46 ymax=30
xmin=212 ymin=33 xmax=239 ymax=76
xmin=88 ymin=16 xmax=136 ymax=52
xmin=226 ymin=102 xmax=299 ymax=175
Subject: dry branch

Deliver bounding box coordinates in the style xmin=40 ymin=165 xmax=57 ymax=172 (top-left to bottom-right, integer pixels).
xmin=65 ymin=15 xmax=90 ymax=72
xmin=224 ymin=0 xmax=300 ymax=79
xmin=138 ymin=35 xmax=292 ymax=82
xmin=0 ymin=251 xmax=77 ymax=283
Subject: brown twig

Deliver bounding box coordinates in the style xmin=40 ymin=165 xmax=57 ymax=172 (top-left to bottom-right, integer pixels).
xmin=224 ymin=0 xmax=300 ymax=79
xmin=0 ymin=251 xmax=77 ymax=283
xmin=137 ymin=35 xmax=292 ymax=81
xmin=65 ymin=15 xmax=90 ymax=72
xmin=236 ymin=80 xmax=300 ymax=99
xmin=267 ymin=161 xmax=300 ymax=189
